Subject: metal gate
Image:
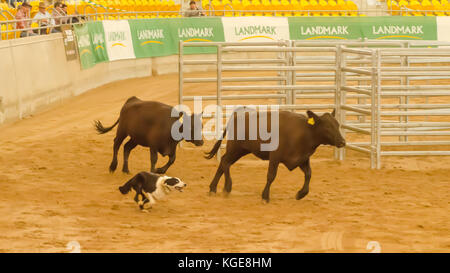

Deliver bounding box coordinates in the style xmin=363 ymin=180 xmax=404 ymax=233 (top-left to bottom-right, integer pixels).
xmin=179 ymin=40 xmax=450 ymax=167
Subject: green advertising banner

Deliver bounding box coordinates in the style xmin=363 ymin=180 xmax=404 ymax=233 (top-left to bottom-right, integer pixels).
xmin=129 ymin=18 xmax=176 ymax=58
xmin=360 ymin=16 xmax=437 ymax=40
xmin=73 ymin=17 xmax=442 ymax=70
xmin=288 ymin=17 xmax=363 ymax=40
xmin=168 ymin=17 xmax=225 ymax=54
xmin=87 ymin=21 xmax=109 ymax=63
xmin=73 ymin=24 xmax=96 ymax=70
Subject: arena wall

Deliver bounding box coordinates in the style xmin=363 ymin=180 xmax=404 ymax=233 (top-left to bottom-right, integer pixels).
xmin=0 ymin=33 xmax=187 ymax=125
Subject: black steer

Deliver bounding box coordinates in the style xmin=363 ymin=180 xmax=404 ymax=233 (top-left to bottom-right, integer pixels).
xmin=205 ymin=109 xmax=345 ymax=203
xmin=95 ymin=97 xmax=203 ymax=174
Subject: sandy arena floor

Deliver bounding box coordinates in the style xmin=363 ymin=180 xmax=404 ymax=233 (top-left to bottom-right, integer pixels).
xmin=0 ymin=73 xmax=448 ymax=253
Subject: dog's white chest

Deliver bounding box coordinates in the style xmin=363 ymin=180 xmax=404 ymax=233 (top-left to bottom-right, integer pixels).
xmin=152 ymin=188 xmax=166 ymax=200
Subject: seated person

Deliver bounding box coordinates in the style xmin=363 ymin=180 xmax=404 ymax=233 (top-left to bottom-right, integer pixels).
xmin=52 ymin=1 xmax=66 ymax=32
xmin=15 ymin=2 xmax=37 ymax=37
xmin=33 ymin=2 xmax=56 ymax=34
xmin=184 ymin=1 xmax=205 ymax=17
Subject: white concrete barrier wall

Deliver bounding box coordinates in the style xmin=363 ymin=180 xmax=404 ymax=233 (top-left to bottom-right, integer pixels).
xmin=0 ymin=33 xmax=190 ymax=124
xmin=0 ymin=34 xmax=256 ymax=124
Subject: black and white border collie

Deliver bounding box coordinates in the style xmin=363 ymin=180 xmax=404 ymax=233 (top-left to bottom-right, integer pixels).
xmin=119 ymin=171 xmax=186 ymax=210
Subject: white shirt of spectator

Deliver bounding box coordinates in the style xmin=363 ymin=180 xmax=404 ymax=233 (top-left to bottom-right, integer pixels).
xmin=33 ymin=11 xmax=55 ymax=26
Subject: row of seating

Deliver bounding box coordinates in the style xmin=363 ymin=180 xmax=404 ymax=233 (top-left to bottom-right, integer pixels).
xmin=83 ymin=0 xmax=360 ymax=16
xmin=205 ymin=0 xmax=359 ymax=16
xmin=388 ymin=0 xmax=450 ymax=15
xmin=1 ymin=0 xmax=362 ymax=18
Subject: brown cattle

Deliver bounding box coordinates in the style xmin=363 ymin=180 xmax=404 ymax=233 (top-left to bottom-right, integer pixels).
xmin=205 ymin=109 xmax=345 ymax=203
xmin=95 ymin=97 xmax=203 ymax=174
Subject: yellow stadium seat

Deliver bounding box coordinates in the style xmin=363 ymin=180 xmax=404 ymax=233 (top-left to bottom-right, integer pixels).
xmin=308 ymin=0 xmax=321 ymax=16
xmin=298 ymin=0 xmax=309 ymax=16
xmin=328 ymin=0 xmax=339 ymax=16
xmin=222 ymin=0 xmax=234 ymax=16
xmin=1 ymin=24 xmax=6 ymax=40
xmin=291 ymin=0 xmax=302 ymax=16
xmin=212 ymin=0 xmax=224 ymax=16
xmin=387 ymin=0 xmax=400 ymax=15
xmin=346 ymin=0 xmax=358 ymax=15
xmin=408 ymin=0 xmax=423 ymax=16
xmin=320 ymin=0 xmax=330 ymax=15
xmin=280 ymin=0 xmax=291 ymax=16
xmin=261 ymin=0 xmax=273 ymax=16
xmin=231 ymin=0 xmax=243 ymax=11
xmin=420 ymin=0 xmax=433 ymax=15
xmin=432 ymin=0 xmax=445 ymax=15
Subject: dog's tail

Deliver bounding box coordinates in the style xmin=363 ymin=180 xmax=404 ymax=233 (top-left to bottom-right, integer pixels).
xmin=204 ymin=128 xmax=227 ymax=159
xmin=118 ymin=175 xmax=139 ymax=195
xmin=94 ymin=118 xmax=119 ymax=134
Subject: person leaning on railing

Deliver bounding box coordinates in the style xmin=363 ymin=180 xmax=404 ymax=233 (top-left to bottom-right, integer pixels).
xmin=52 ymin=1 xmax=66 ymax=32
xmin=184 ymin=1 xmax=205 ymax=17
xmin=15 ymin=2 xmax=37 ymax=37
xmin=33 ymin=2 xmax=57 ymax=34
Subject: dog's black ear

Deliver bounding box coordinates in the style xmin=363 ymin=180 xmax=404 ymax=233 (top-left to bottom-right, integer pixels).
xmin=164 ymin=177 xmax=179 ymax=186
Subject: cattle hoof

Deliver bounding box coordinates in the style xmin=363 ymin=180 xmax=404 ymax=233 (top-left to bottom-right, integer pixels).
xmin=208 ymin=191 xmax=216 ymax=197
xmin=296 ymin=191 xmax=308 ymax=200
xmin=261 ymin=199 xmax=270 ymax=204
xmin=222 ymin=191 xmax=231 ymax=198
xmin=109 ymin=162 xmax=117 ymax=173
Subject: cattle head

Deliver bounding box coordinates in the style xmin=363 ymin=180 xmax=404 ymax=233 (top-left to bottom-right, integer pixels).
xmin=307 ymin=110 xmax=346 ymax=148
xmin=180 ymin=112 xmax=204 ymax=146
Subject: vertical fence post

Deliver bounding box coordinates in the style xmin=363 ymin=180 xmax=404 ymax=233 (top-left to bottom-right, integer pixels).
xmin=277 ymin=40 xmax=286 ymax=105
xmin=178 ymin=40 xmax=184 ymax=149
xmin=216 ymin=44 xmax=223 ymax=161
xmin=335 ymin=45 xmax=342 ymax=161
xmin=370 ymin=49 xmax=377 ymax=169
xmin=375 ymin=49 xmax=382 ymax=169
xmin=289 ymin=40 xmax=296 ymax=110
xmin=405 ymin=43 xmax=410 ymax=141
xmin=371 ymin=49 xmax=381 ymax=169
xmin=178 ymin=40 xmax=184 ymax=107
xmin=285 ymin=40 xmax=294 ymax=108
xmin=400 ymin=42 xmax=408 ymax=142
xmin=338 ymin=45 xmax=347 ymax=161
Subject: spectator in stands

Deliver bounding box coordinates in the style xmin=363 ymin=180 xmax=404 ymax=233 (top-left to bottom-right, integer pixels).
xmin=52 ymin=1 xmax=66 ymax=32
xmin=33 ymin=2 xmax=56 ymax=34
xmin=59 ymin=2 xmax=84 ymax=24
xmin=7 ymin=0 xmax=23 ymax=8
xmin=15 ymin=2 xmax=36 ymax=37
xmin=61 ymin=3 xmax=81 ymax=24
xmin=184 ymin=1 xmax=205 ymax=17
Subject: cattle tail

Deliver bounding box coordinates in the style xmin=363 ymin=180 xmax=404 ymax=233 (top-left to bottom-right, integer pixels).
xmin=204 ymin=129 xmax=227 ymax=159
xmin=94 ymin=118 xmax=119 ymax=134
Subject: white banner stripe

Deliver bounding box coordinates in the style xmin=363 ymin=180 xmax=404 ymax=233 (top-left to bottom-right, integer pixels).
xmin=221 ymin=17 xmax=290 ymax=43
xmin=102 ymin=20 xmax=136 ymax=61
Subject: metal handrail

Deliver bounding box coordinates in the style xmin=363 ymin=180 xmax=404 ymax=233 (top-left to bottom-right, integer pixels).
xmin=83 ymin=4 xmax=98 ymax=20
xmin=0 ymin=14 xmax=84 ymax=39
xmin=0 ymin=11 xmax=8 ymax=21
xmin=0 ymin=9 xmax=14 ymax=19
xmin=204 ymin=4 xmax=215 ymax=17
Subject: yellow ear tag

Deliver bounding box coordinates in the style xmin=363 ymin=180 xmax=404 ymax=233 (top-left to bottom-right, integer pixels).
xmin=308 ymin=117 xmax=315 ymax=125
xmin=179 ymin=115 xmax=183 ymax=123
